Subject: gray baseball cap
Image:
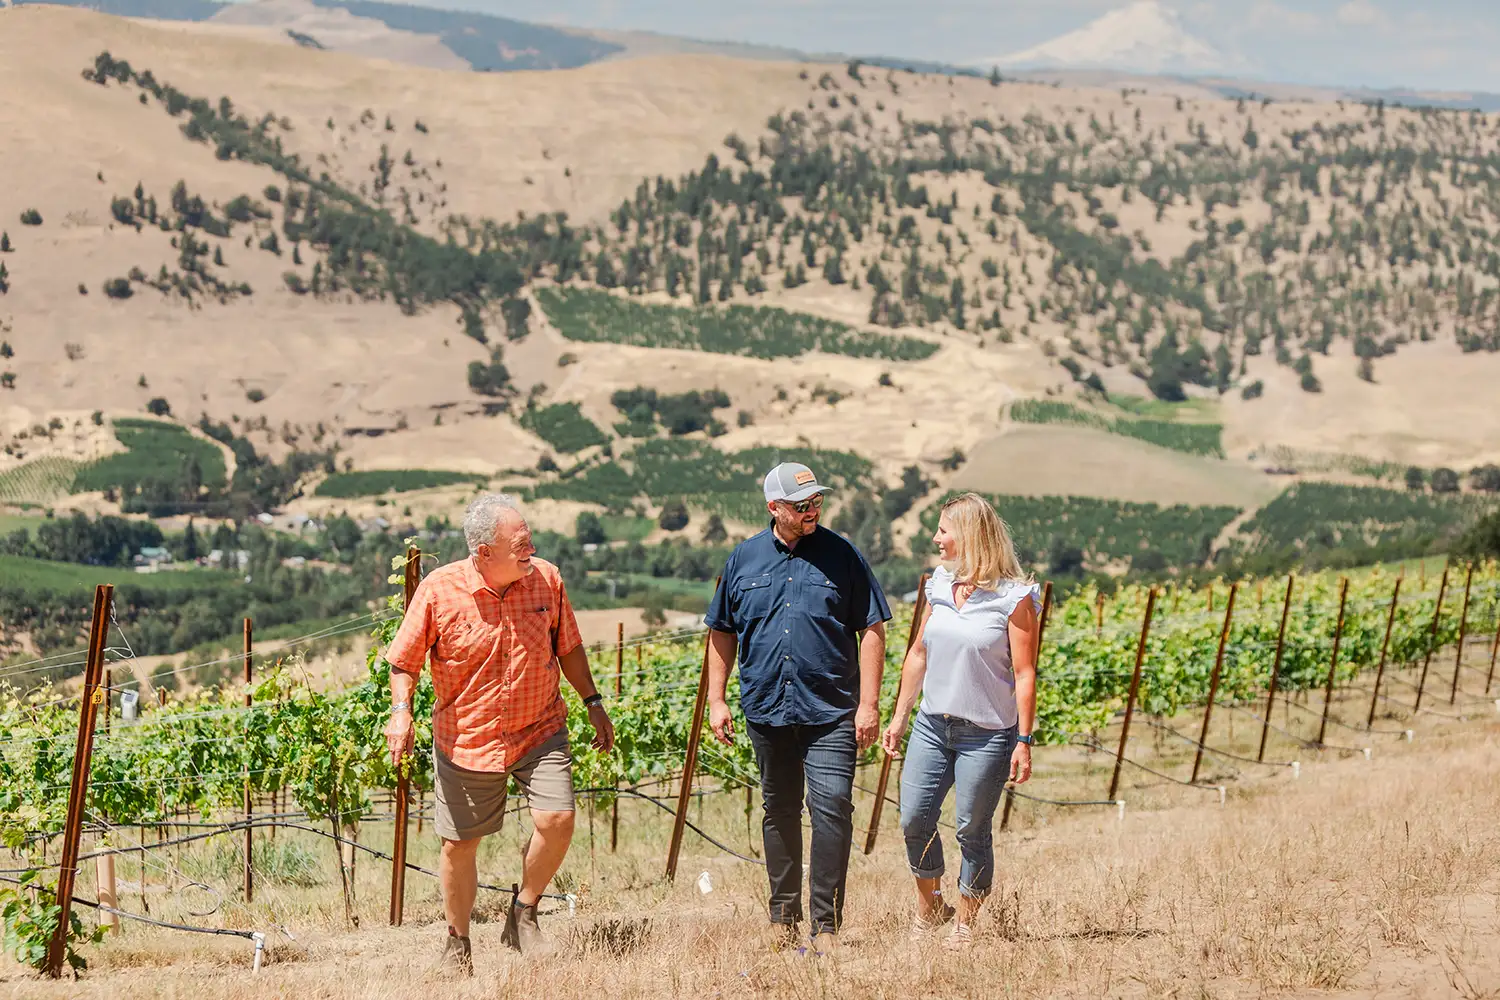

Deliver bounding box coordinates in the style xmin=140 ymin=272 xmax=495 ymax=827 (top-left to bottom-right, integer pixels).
xmin=763 ymin=462 xmax=833 ymax=504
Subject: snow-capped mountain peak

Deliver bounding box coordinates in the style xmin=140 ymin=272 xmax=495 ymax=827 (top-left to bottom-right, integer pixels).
xmin=972 ymin=0 xmax=1236 ymax=77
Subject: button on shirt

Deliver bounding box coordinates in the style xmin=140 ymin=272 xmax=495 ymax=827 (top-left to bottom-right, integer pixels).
xmin=705 ymin=524 xmax=891 ymax=727
xmin=919 ymin=565 xmax=1041 ymax=730
xmin=384 ymin=556 xmax=583 ymax=773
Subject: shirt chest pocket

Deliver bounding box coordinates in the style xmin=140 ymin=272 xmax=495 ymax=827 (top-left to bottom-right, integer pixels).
xmin=437 ymin=617 xmax=499 ymax=666
xmin=807 ymin=572 xmax=844 ymax=617
xmin=734 ymin=574 xmax=774 ymax=621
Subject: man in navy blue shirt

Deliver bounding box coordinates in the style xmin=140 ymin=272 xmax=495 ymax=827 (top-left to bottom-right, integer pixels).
xmin=705 ymin=461 xmax=891 ymax=955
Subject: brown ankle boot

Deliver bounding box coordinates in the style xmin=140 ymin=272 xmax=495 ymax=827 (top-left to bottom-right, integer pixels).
xmin=436 ymin=928 xmax=472 ymax=977
xmin=501 ymin=896 xmax=553 ymax=956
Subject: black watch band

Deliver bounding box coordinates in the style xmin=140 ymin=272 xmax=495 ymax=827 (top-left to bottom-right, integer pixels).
xmin=1016 ymin=733 xmax=1034 ymax=746
xmin=583 ymin=694 xmax=603 ymax=708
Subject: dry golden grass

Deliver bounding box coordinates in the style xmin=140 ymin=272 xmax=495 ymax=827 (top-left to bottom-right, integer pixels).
xmin=4 ymin=659 xmax=1498 ymax=999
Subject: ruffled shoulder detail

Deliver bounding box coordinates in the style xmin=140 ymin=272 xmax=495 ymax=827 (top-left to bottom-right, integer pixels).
xmin=992 ymin=579 xmax=1043 ymax=619
xmin=923 ymin=565 xmax=954 ymax=606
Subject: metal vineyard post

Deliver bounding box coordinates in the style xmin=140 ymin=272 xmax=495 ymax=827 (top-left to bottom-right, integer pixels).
xmin=1109 ymin=587 xmax=1157 ymax=802
xmin=389 ymin=545 xmax=421 ymax=926
xmin=665 ymin=578 xmax=719 ymax=881
xmin=1315 ymin=578 xmax=1349 ymax=747
xmin=1192 ymin=583 xmax=1237 ymax=784
xmin=45 ymin=584 xmax=113 ymax=979
xmin=1368 ymin=578 xmax=1402 ymax=728
xmin=1258 ymin=575 xmax=1295 ymax=762
xmin=863 ymin=574 xmax=929 ymax=855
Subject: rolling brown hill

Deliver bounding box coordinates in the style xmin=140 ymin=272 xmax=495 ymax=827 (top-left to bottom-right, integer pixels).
xmin=2 ymin=4 xmax=1499 ymax=535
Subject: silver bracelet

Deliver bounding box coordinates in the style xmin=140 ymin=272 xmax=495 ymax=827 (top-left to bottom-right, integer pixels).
xmin=391 ymin=701 xmax=411 ymax=713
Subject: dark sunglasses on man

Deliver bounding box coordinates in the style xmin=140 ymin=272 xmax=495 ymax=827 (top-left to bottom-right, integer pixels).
xmin=781 ymin=493 xmax=824 ymax=514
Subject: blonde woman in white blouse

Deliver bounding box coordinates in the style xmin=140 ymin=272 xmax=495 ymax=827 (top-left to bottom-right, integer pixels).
xmin=880 ymin=492 xmax=1041 ymax=951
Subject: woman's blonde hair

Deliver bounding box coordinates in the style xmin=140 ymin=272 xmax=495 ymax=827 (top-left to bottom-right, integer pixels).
xmin=939 ymin=492 xmax=1033 ymax=590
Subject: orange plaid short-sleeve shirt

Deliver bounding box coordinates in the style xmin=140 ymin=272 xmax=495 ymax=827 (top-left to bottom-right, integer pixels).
xmin=384 ymin=556 xmax=584 ymax=773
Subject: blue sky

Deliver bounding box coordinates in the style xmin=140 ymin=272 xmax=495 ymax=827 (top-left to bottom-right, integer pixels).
xmin=430 ymin=0 xmax=1500 ymax=93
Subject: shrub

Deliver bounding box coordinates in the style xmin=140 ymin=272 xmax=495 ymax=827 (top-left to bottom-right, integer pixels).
xmin=246 ymin=388 xmax=266 ymax=404
xmin=19 ymin=209 xmax=42 ymax=226
xmin=657 ymin=499 xmax=690 ymax=531
xmin=575 ymin=511 xmax=606 ymax=545
xmin=103 ymin=278 xmax=133 ymax=300
xmin=145 ymin=397 xmax=171 ymax=417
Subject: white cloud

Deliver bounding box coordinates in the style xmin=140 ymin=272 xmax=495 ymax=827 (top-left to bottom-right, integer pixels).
xmin=1336 ymin=0 xmax=1392 ymax=30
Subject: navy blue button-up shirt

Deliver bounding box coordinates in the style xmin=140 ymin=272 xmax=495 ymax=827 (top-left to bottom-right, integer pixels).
xmin=705 ymin=524 xmax=891 ymax=727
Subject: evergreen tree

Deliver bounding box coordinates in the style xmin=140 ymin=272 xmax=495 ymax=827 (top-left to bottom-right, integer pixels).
xmin=181 ymin=518 xmax=201 ymax=561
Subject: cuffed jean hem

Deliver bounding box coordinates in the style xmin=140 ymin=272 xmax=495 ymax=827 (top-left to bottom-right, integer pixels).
xmin=955 ymin=880 xmax=992 ymax=899
xmin=909 ymin=863 xmax=944 ymax=880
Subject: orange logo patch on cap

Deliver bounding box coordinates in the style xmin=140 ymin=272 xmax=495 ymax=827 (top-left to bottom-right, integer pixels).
xmin=793 ymin=470 xmax=816 ymax=485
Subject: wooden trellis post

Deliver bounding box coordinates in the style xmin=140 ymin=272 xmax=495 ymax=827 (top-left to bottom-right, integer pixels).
xmin=611 ymin=622 xmax=623 ymax=853
xmin=243 ymin=618 xmax=254 ymax=903
xmin=665 ymin=579 xmax=719 ymax=881
xmin=1449 ymin=564 xmax=1473 ymax=705
xmin=862 ymin=575 xmax=930 ymax=855
xmin=389 ymin=545 xmax=422 ymax=926
xmin=1315 ymin=578 xmax=1350 ymax=746
xmin=1368 ymin=578 xmax=1402 ymax=728
xmin=1191 ymin=583 xmax=1237 ymax=784
xmin=1109 ymin=587 xmax=1158 ymax=801
xmin=1258 ymin=575 xmax=1295 ymax=762
xmin=1414 ymin=564 xmax=1449 ymax=714
xmin=44 ymin=584 xmax=113 ymax=979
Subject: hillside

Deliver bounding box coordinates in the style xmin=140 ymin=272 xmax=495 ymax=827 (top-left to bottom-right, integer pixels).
xmin=1 ymin=5 xmax=1499 ymax=557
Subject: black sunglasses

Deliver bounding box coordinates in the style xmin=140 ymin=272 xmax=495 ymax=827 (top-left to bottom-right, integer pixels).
xmin=781 ymin=494 xmax=825 ymax=514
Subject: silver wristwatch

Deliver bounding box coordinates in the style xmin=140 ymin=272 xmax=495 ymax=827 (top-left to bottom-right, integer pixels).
xmin=391 ymin=701 xmax=411 ymax=714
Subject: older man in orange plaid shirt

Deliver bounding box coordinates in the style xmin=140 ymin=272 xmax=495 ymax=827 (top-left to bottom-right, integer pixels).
xmin=383 ymin=493 xmax=614 ymax=970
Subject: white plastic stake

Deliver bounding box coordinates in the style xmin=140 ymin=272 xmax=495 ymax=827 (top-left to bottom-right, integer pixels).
xmin=566 ymin=893 xmax=578 ymax=917
xmin=1494 ymin=699 xmax=1500 ymax=714
xmin=1404 ymin=729 xmax=1414 ymax=742
xmin=1216 ymin=786 xmax=1226 ymax=806
xmin=252 ymin=932 xmax=265 ymax=973
xmin=1362 ymin=747 xmax=1372 ymax=760
xmin=696 ymin=871 xmax=714 ymax=895
xmin=1290 ymin=761 xmax=1301 ymax=780
xmin=1115 ymin=800 xmax=1126 ymax=822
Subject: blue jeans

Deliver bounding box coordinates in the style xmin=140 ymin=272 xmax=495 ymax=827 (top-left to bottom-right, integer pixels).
xmin=745 ymin=718 xmax=856 ymax=935
xmin=899 ymin=711 xmax=1017 ymax=898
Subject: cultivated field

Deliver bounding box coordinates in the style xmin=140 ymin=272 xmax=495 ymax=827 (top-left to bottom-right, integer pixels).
xmin=953 ymin=424 xmax=1282 ymax=508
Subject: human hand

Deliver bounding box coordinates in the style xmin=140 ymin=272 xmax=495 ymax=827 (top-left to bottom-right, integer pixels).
xmin=588 ymin=704 xmax=615 ymax=753
xmin=709 ymin=699 xmax=735 ymax=746
xmin=880 ymin=718 xmax=907 ymax=758
xmin=855 ymin=703 xmax=880 ymax=751
xmin=1009 ymin=743 xmax=1032 ymax=784
xmin=383 ymin=711 xmax=414 ymax=767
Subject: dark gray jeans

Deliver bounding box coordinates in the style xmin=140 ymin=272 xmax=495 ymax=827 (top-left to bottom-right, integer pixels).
xmin=745 ymin=717 xmax=856 ymax=936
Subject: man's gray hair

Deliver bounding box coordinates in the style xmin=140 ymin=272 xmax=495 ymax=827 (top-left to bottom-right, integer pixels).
xmin=464 ymin=493 xmax=522 ymax=555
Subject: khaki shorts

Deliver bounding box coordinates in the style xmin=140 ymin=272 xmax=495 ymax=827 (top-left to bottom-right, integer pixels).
xmin=433 ymin=729 xmax=574 ymax=841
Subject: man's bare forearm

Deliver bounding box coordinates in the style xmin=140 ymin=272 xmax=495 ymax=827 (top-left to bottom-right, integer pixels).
xmin=706 ymin=630 xmax=737 ymax=705
xmin=558 ymin=645 xmax=600 ymax=700
xmin=858 ymin=621 xmax=887 ymax=710
xmin=389 ymin=666 xmax=418 ymax=706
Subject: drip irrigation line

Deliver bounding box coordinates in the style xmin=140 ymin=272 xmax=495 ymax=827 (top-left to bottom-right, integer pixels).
xmin=1137 ymin=717 xmax=1294 ymax=770
xmin=1218 ymin=703 xmax=1368 ymax=752
xmin=0 ymin=873 xmax=258 ymax=941
xmin=1006 ymin=789 xmax=1121 ymax=807
xmin=1277 ymin=695 xmax=1409 ymax=736
xmin=1068 ymin=736 xmax=1224 ymax=792
xmin=579 ymin=787 xmax=766 ymax=866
